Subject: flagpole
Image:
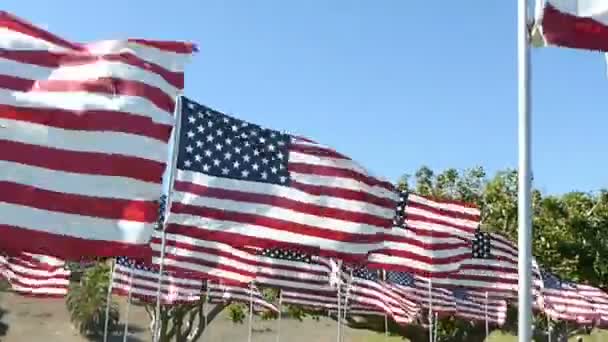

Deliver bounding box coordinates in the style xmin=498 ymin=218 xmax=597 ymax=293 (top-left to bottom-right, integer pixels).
xmin=382 ymin=270 xmax=388 ymax=342
xmin=547 ymin=314 xmax=551 ymax=342
xmin=122 ymin=267 xmax=134 ymax=342
xmin=517 ymin=0 xmax=533 ymax=341
xmin=427 ymin=278 xmax=433 ymax=342
xmin=247 ymin=282 xmax=254 ymax=342
xmin=276 ymin=290 xmax=282 ymax=342
xmin=103 ymin=259 xmax=116 ymax=342
xmin=336 ymin=277 xmax=342 ymax=342
xmin=484 ymin=291 xmax=489 ymax=339
xmin=153 ymin=95 xmax=184 ymax=342
xmin=433 ymin=312 xmax=438 ymax=342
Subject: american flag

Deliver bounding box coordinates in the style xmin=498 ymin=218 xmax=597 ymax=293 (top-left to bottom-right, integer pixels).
xmin=112 ymin=257 xmax=203 ymax=304
xmin=0 ymin=252 xmax=70 ymax=297
xmin=281 ymin=289 xmax=344 ymax=310
xmin=540 ymin=271 xmax=598 ymax=324
xmin=0 ymin=11 xmax=195 ymax=259
xmin=576 ymin=284 xmax=608 ymax=327
xmin=345 ymin=266 xmax=419 ymax=325
xmin=384 ymin=271 xmax=456 ymax=315
xmin=367 ymin=192 xmax=478 ymax=276
xmin=151 ymin=96 xmax=398 ymax=263
xmin=206 ymin=281 xmax=278 ymax=313
xmin=430 ymin=231 xmax=543 ymax=299
xmin=452 ymin=288 xmax=507 ymax=326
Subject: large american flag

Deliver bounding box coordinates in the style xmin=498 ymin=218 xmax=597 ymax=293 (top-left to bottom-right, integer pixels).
xmin=540 ymin=271 xmax=598 ymax=324
xmin=152 ymin=96 xmax=398 ymax=262
xmin=384 ymin=271 xmax=456 ymax=315
xmin=0 ymin=11 xmax=195 ymax=259
xmin=345 ymin=266 xmax=419 ymax=325
xmin=0 ymin=252 xmax=70 ymax=297
xmin=367 ymin=192 xmax=478 ymax=276
xmin=452 ymin=288 xmax=507 ymax=326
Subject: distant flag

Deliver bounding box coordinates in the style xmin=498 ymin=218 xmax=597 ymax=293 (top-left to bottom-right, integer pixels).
xmin=0 ymin=252 xmax=70 ymax=297
xmin=384 ymin=271 xmax=456 ymax=315
xmin=0 ymin=11 xmax=196 ymax=259
xmin=152 ymin=96 xmax=398 ymax=262
xmin=452 ymin=288 xmax=507 ymax=326
xmin=540 ymin=0 xmax=608 ymax=52
xmin=575 ymin=284 xmax=608 ymax=327
xmin=539 ymin=271 xmax=598 ymax=324
xmin=112 ymin=257 xmax=203 ymax=304
xmin=368 ymin=191 xmax=479 ymax=276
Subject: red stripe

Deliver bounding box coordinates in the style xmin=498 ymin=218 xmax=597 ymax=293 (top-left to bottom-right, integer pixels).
xmin=405 ymin=214 xmax=476 ymax=236
xmin=0 ymin=104 xmax=171 ymax=142
xmin=173 ymin=181 xmax=390 ymax=227
xmin=407 ymin=200 xmax=480 ymax=223
xmin=542 ymin=4 xmax=608 ymax=52
xmin=290 ymin=143 xmax=351 ymax=160
xmin=0 ymin=225 xmax=153 ymax=259
xmin=0 ymin=49 xmax=185 ymax=89
xmin=0 ymin=139 xmax=165 ymax=183
xmin=162 ymin=225 xmax=372 ymax=263
xmin=411 ymin=193 xmax=480 ymax=210
xmin=0 ymin=74 xmax=175 ymax=114
xmin=171 ymin=203 xmax=384 ymax=244
xmin=127 ymin=39 xmax=198 ymax=54
xmin=0 ymin=181 xmax=158 ymax=222
xmin=0 ymin=11 xmax=81 ymax=50
xmin=289 ymin=162 xmax=395 ymax=192
xmin=290 ymin=180 xmax=395 ymax=210
xmin=374 ymin=248 xmax=468 ymax=266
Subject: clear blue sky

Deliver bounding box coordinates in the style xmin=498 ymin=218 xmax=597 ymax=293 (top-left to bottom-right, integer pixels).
xmin=6 ymin=0 xmax=607 ymax=194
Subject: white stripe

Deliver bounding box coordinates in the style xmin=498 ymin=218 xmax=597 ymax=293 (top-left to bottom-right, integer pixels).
xmin=0 ymin=118 xmax=168 ymax=163
xmin=166 ymin=213 xmax=384 ymax=254
xmin=175 ymin=170 xmax=393 ymax=219
xmin=367 ymin=253 xmax=464 ymax=274
xmin=0 ymin=202 xmax=152 ymax=243
xmin=0 ymin=57 xmax=180 ymax=97
xmin=405 ymin=206 xmax=479 ymax=231
xmin=408 ymin=194 xmax=480 ymax=217
xmin=289 ymin=150 xmax=377 ymax=183
xmin=173 ymin=190 xmax=386 ymax=235
xmin=0 ymin=89 xmax=174 ymax=126
xmin=405 ymin=218 xmax=473 ymax=237
xmin=291 ymin=171 xmax=396 ymax=203
xmin=0 ymin=160 xmax=162 ymax=200
xmin=0 ymin=27 xmax=71 ymax=52
xmin=9 ymin=284 xmax=67 ymax=295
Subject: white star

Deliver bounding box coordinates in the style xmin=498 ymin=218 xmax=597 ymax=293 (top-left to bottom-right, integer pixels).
xmin=194 ymin=154 xmax=202 ymax=162
xmin=221 ymin=167 xmax=229 ymax=175
xmin=279 ymin=176 xmax=287 ymax=183
xmin=224 ymin=152 xmax=232 ymax=160
xmin=207 ymin=121 xmax=214 ymax=128
xmin=234 ymin=147 xmax=242 ymax=154
xmin=202 ymin=164 xmax=210 ymax=172
xmin=188 ymin=116 xmax=196 ymax=123
xmin=223 ymin=117 xmax=230 ymax=123
xmin=261 ymin=171 xmax=268 ymax=179
xmin=216 ymin=129 xmax=223 ymax=136
xmin=225 ymin=138 xmax=232 ymax=145
xmin=253 ymin=149 xmax=260 ymax=156
xmin=215 ymin=143 xmax=223 ymax=151
xmin=186 ymin=145 xmax=194 ymax=153
xmin=241 ymin=170 xmax=250 ymax=177
xmin=252 ymin=163 xmax=259 ymax=171
xmin=250 ymin=130 xmax=258 ymax=136
xmin=184 ymin=160 xmax=192 ymax=167
xmin=241 ymin=122 xmax=249 ymax=128
xmin=187 ymin=131 xmax=195 ymax=138
xmin=240 ymin=132 xmax=248 ymax=139
xmin=196 ymin=140 xmax=203 ymax=147
xmin=244 ymin=141 xmax=250 ymax=147
xmin=277 ymin=152 xmax=284 ymax=159
xmin=270 ymin=132 xmax=276 ymax=138
xmin=213 ymin=159 xmax=221 ymax=166
xmin=259 ymin=137 xmax=266 ymax=143
xmin=271 ymin=167 xmax=278 ymax=174
xmin=204 ymin=149 xmax=213 ymax=157
xmin=242 ymin=154 xmax=251 ymax=163
xmin=188 ymin=102 xmax=195 ymax=109
xmin=233 ymin=161 xmax=240 ymax=169
xmin=197 ymin=125 xmax=205 ymax=133
xmin=231 ymin=125 xmax=238 ymax=132
xmin=268 ymin=144 xmax=275 ymax=151
xmin=277 ymin=140 xmax=285 ymax=146
xmin=206 ymin=134 xmax=214 ymax=142
xmin=262 ymin=158 xmax=269 ymax=164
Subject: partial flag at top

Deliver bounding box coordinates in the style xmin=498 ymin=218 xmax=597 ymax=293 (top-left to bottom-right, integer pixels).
xmin=159 ymin=96 xmax=398 ymax=261
xmin=0 ymin=11 xmax=195 ymax=259
xmin=540 ymin=0 xmax=608 ymax=52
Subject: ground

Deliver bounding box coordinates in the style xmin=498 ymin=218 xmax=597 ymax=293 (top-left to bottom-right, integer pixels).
xmin=0 ymin=292 xmax=606 ymax=341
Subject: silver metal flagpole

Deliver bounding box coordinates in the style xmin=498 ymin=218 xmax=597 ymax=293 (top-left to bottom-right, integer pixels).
xmin=122 ymin=267 xmax=134 ymax=342
xmin=276 ymin=290 xmax=282 ymax=342
xmin=247 ymin=282 xmax=254 ymax=342
xmin=547 ymin=314 xmax=551 ymax=342
xmin=517 ymin=0 xmax=533 ymax=340
xmin=153 ymin=95 xmax=184 ymax=342
xmin=433 ymin=312 xmax=438 ymax=342
xmin=103 ymin=259 xmax=116 ymax=342
xmin=382 ymin=270 xmax=388 ymax=342
xmin=336 ymin=279 xmax=342 ymax=342
xmin=484 ymin=291 xmax=489 ymax=339
xmin=428 ymin=278 xmax=433 ymax=342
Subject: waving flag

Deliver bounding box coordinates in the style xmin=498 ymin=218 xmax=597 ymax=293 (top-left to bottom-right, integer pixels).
xmin=452 ymin=288 xmax=507 ymax=326
xmin=0 ymin=11 xmax=195 ymax=258
xmin=368 ymin=191 xmax=478 ymax=276
xmin=541 ymin=0 xmax=608 ymax=52
xmin=576 ymin=284 xmax=608 ymax=326
xmin=0 ymin=252 xmax=70 ymax=297
xmin=384 ymin=271 xmax=456 ymax=315
xmin=540 ymin=271 xmax=598 ymax=324
xmin=155 ymin=96 xmax=398 ymax=261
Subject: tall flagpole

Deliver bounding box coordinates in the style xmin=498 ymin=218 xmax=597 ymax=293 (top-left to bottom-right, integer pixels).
xmin=517 ymin=0 xmax=533 ymax=341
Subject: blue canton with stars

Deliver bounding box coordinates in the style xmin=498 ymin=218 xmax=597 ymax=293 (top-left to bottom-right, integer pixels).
xmin=386 ymin=271 xmax=415 ymax=287
xmin=351 ymin=266 xmax=380 ymax=282
xmin=452 ymin=288 xmax=470 ymax=301
xmin=260 ymin=248 xmax=313 ymax=264
xmin=472 ymin=230 xmax=492 ymax=259
xmin=177 ymin=97 xmax=292 ymax=185
xmin=541 ymin=271 xmax=566 ymax=290
xmin=116 ymin=256 xmax=153 ymax=272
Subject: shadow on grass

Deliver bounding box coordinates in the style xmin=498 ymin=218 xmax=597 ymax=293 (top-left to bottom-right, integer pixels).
xmin=84 ymin=324 xmax=146 ymax=342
